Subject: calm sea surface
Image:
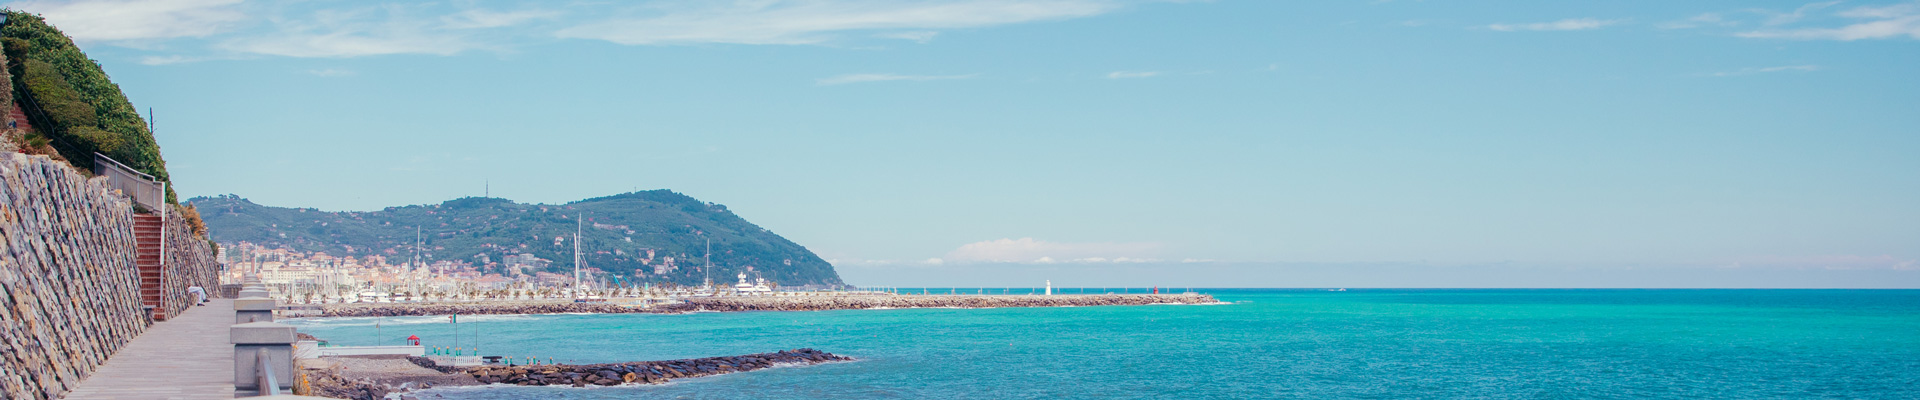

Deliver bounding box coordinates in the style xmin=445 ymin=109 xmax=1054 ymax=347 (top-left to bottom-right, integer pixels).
xmin=286 ymin=289 xmax=1920 ymax=399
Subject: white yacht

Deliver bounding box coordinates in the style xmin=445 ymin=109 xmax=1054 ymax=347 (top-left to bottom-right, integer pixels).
xmin=734 ymin=272 xmax=773 ymax=294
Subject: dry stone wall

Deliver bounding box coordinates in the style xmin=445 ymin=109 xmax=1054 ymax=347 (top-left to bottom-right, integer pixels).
xmin=0 ymin=153 xmax=221 ymax=400
xmin=161 ymin=213 xmax=221 ymax=315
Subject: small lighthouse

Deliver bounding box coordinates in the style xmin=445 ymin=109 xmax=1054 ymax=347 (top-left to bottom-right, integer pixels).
xmin=1045 ymin=280 xmax=1052 ymax=296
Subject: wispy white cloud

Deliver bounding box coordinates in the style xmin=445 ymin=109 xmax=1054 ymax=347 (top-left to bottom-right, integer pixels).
xmin=554 ymin=0 xmax=1121 ymax=45
xmin=1658 ymin=13 xmax=1739 ymax=30
xmin=440 ymin=8 xmax=562 ymax=30
xmin=18 ymin=0 xmax=1153 ymax=59
xmin=875 ymin=30 xmax=940 ymax=43
xmin=816 ymin=73 xmax=977 ymax=85
xmin=1707 ymin=65 xmax=1821 ymax=77
xmin=138 ymin=54 xmax=200 ymax=65
xmin=219 ymin=6 xmax=488 ymax=58
xmin=1756 ymin=1 xmax=1842 ymax=26
xmin=7 ymin=0 xmax=247 ymax=42
xmin=943 ymin=238 xmax=1163 ymax=264
xmin=1105 ymin=71 xmax=1160 ymax=79
xmin=1738 ymin=2 xmax=1920 ymax=40
xmin=303 ymin=68 xmax=354 ymax=77
xmin=1487 ymin=18 xmax=1622 ymax=32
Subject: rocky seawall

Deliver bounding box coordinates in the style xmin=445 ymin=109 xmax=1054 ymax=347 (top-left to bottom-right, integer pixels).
xmin=463 ymin=348 xmax=850 ymax=386
xmin=319 ymin=301 xmax=644 ymax=317
xmin=317 ymin=294 xmax=1220 ymax=317
xmin=0 ymin=154 xmax=222 ymax=400
xmin=676 ymin=293 xmax=1219 ymax=312
xmin=304 ymin=349 xmax=850 ymax=400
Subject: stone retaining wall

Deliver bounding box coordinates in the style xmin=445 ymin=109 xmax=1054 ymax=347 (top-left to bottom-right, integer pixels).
xmin=160 ymin=213 xmax=221 ymax=315
xmin=0 ymin=153 xmax=222 ymax=400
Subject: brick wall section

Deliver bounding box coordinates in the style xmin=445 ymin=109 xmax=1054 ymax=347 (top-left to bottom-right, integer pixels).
xmin=0 ymin=153 xmax=221 ymax=400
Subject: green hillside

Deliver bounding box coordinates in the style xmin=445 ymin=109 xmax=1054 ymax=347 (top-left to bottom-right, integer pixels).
xmin=2 ymin=11 xmax=172 ymax=201
xmin=189 ymin=191 xmax=844 ymax=287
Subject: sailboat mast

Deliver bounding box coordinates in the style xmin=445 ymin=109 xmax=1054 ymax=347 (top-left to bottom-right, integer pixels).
xmin=412 ymin=226 xmax=422 ymax=293
xmin=704 ymin=236 xmax=711 ymax=287
xmin=574 ymin=213 xmax=583 ymax=296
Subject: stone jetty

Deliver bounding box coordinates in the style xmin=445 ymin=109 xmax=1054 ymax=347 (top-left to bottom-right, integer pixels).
xmin=465 ymin=348 xmax=849 ymax=386
xmin=317 ymin=293 xmax=1220 ymax=317
xmin=304 ymin=349 xmax=850 ymax=399
xmin=319 ymin=301 xmax=640 ymax=317
xmin=674 ymin=293 xmax=1219 ymax=312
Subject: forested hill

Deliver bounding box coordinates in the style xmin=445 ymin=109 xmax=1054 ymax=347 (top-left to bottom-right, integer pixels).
xmin=189 ymin=191 xmax=844 ymax=287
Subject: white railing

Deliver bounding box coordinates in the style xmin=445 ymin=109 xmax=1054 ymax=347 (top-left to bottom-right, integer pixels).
xmin=91 ymin=152 xmax=165 ymax=213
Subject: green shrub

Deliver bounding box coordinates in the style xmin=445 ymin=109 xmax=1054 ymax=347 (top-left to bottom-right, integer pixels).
xmin=66 ymin=125 xmax=121 ymax=154
xmin=0 ymin=37 xmax=23 ymax=62
xmin=20 ymin=58 xmax=94 ymax=128
xmin=3 ymin=11 xmax=172 ymax=202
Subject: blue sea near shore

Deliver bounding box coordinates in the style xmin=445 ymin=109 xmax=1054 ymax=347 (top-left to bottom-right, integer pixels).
xmin=285 ymin=289 xmax=1920 ymax=399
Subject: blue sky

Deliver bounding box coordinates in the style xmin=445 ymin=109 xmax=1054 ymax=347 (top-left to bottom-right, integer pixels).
xmin=17 ymin=0 xmax=1918 ymax=287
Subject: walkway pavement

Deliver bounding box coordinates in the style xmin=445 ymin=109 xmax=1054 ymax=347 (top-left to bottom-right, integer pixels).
xmin=64 ymin=299 xmax=236 ymax=400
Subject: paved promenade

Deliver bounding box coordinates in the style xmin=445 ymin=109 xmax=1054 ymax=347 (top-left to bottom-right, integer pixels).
xmin=64 ymin=299 xmax=236 ymax=400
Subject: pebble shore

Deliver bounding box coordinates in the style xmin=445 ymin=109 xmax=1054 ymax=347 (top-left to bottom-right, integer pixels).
xmin=316 ymin=294 xmax=1221 ymax=317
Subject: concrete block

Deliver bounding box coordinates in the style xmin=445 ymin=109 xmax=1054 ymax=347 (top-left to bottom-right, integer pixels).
xmin=236 ymin=310 xmax=273 ymax=324
xmin=234 ymin=298 xmax=276 ymax=311
xmin=238 ymin=289 xmax=270 ymax=298
xmin=231 ymin=321 xmax=295 ymax=344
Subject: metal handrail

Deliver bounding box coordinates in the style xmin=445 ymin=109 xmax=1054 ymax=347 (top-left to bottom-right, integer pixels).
xmin=92 ymin=151 xmax=157 ymax=181
xmin=256 ymin=348 xmax=281 ymax=396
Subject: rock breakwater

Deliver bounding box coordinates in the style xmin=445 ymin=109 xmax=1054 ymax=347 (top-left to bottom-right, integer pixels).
xmin=320 ymin=301 xmax=639 ymax=317
xmin=466 ymin=348 xmax=849 ymax=387
xmin=304 ymin=349 xmax=851 ymax=399
xmin=677 ymin=293 xmax=1219 ymax=312
xmin=318 ymin=294 xmax=1219 ymax=317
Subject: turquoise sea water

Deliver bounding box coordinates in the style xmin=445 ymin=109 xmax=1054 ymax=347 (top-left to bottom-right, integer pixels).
xmin=286 ymin=289 xmax=1920 ymax=399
